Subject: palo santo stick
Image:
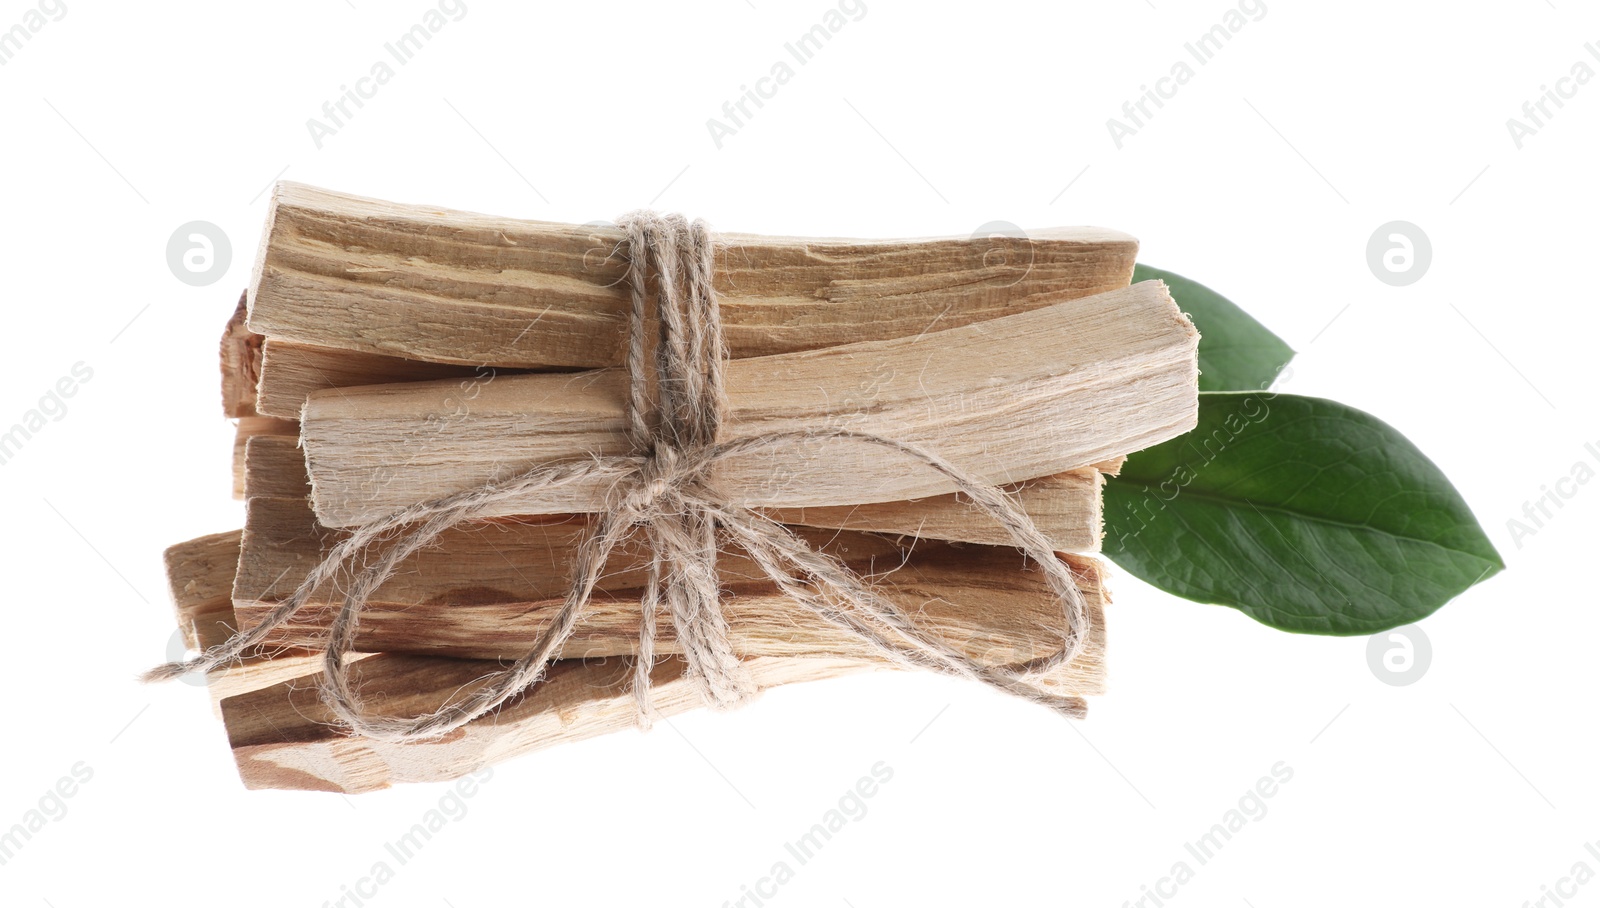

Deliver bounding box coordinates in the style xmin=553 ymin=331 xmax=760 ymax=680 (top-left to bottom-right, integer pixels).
xmin=167 ymin=530 xmax=243 ymax=655
xmin=256 ymin=341 xmax=1107 ymax=550
xmin=248 ymin=181 xmax=1139 ymax=370
xmin=230 ymin=416 xmax=297 ymax=500
xmin=255 ymin=338 xmax=518 ymax=420
xmin=224 ymin=636 xmax=1106 ymax=794
xmin=254 ymin=437 xmax=1102 ymax=550
xmin=224 ymin=655 xmax=867 ymax=793
xmin=765 ymin=470 xmax=1103 ymax=551
xmin=303 ymin=281 xmax=1198 ymax=527
xmin=237 ymin=436 xmax=1109 ymax=677
xmin=220 ymin=291 xmax=261 ymax=419
xmin=219 ymin=293 xmax=298 ymax=499
xmin=164 ymin=530 xmax=349 ymax=710
xmin=226 ymin=603 xmax=1107 ymax=795
xmin=252 ymin=428 xmax=1100 ymax=558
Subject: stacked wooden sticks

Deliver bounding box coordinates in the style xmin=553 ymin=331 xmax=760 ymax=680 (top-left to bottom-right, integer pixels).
xmin=164 ymin=182 xmax=1199 ymax=793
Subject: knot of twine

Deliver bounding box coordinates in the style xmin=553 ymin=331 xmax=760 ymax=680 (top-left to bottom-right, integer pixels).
xmin=147 ymin=212 xmax=1093 ymax=741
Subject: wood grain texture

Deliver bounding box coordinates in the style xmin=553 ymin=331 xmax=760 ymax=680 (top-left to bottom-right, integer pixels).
xmin=238 ymin=436 xmax=1108 ymax=677
xmin=303 ymin=281 xmax=1198 ymax=527
xmin=246 ymin=182 xmax=1139 ymax=369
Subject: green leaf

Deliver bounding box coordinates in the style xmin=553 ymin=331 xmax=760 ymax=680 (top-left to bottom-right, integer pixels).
xmin=1103 ymin=392 xmax=1504 ymax=635
xmin=1134 ymin=263 xmax=1295 ymax=392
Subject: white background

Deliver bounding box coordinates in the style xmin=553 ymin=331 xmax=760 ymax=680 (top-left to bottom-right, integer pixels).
xmin=2 ymin=1 xmax=1596 ymax=905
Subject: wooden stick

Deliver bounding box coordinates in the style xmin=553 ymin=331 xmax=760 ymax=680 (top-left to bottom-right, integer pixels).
xmin=163 ymin=530 xmax=334 ymax=710
xmin=247 ymin=181 xmax=1139 ymax=370
xmin=764 ymin=470 xmax=1102 ymax=551
xmin=235 ymin=344 xmax=1119 ymax=537
xmin=230 ymin=416 xmax=297 ymax=500
xmin=224 ymin=654 xmax=865 ymax=793
xmin=255 ymin=338 xmax=520 ymax=420
xmin=226 ymin=612 xmax=1108 ymax=793
xmin=302 ymin=281 xmax=1198 ymax=527
xmin=224 ymin=642 xmax=1105 ymax=794
xmin=242 ymin=427 xmax=1104 ymax=555
xmin=237 ymin=436 xmax=1109 ymax=675
xmin=256 ymin=348 xmax=1107 ymax=548
xmin=219 ymin=293 xmax=298 ymax=500
xmin=166 ymin=529 xmax=241 ymax=654
xmin=220 ymin=291 xmax=261 ymax=419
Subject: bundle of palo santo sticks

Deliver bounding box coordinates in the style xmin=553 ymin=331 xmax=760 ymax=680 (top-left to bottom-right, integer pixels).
xmin=162 ymin=183 xmax=1199 ymax=793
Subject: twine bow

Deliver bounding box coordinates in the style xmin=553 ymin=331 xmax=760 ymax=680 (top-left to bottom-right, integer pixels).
xmin=147 ymin=212 xmax=1093 ymax=741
